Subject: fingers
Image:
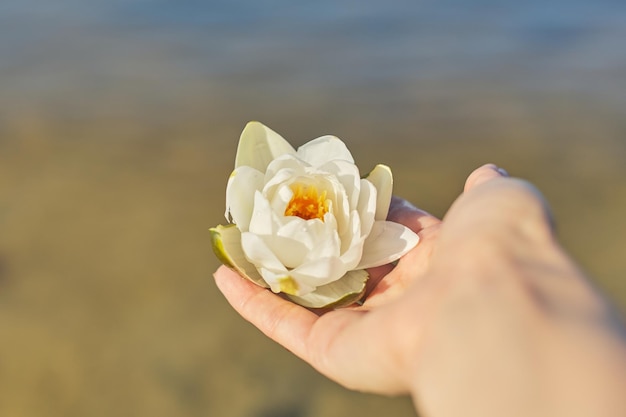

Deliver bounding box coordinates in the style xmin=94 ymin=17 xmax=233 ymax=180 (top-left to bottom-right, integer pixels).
xmin=214 ymin=265 xmax=318 ymax=360
xmin=392 ymin=163 xmax=508 ymax=229
xmin=387 ymin=196 xmax=440 ymax=234
xmin=449 ymin=163 xmax=555 ymax=243
xmin=214 ymin=265 xmax=380 ymax=390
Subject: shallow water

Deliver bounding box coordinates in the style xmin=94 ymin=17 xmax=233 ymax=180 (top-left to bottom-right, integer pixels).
xmin=1 ymin=2 xmax=626 ymax=416
xmin=2 ymin=0 xmax=626 ymax=121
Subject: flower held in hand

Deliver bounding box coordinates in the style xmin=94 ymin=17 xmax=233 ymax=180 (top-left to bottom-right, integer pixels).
xmin=210 ymin=122 xmax=419 ymax=308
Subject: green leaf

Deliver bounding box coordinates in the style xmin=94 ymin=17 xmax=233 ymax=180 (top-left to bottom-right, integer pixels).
xmin=210 ymin=224 xmax=269 ymax=288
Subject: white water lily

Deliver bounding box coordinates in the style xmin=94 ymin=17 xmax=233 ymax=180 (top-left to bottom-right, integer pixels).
xmin=210 ymin=121 xmax=419 ymax=308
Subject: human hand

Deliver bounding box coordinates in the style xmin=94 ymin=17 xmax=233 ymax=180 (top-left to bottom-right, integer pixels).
xmin=214 ymin=163 xmax=626 ymax=416
xmin=213 ymin=164 xmax=524 ymax=392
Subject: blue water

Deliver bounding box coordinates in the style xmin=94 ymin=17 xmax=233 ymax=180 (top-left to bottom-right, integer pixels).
xmin=1 ymin=0 xmax=625 ymax=120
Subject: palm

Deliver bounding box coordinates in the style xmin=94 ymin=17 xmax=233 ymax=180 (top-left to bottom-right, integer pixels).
xmin=214 ymin=164 xmax=507 ymax=394
xmin=214 ymin=196 xmax=443 ymax=394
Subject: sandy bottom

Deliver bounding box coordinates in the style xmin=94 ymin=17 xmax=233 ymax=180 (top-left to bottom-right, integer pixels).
xmin=1 ymin=91 xmax=625 ymax=416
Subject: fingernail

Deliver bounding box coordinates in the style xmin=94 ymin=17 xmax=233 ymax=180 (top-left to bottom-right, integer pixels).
xmin=496 ymin=167 xmax=509 ymax=177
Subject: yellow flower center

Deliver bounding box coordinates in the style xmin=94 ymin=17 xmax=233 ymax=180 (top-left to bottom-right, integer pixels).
xmin=284 ymin=184 xmax=329 ymax=221
xmin=278 ymin=276 xmax=299 ymax=295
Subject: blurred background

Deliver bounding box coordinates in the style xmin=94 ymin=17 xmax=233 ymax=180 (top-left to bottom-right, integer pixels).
xmin=1 ymin=0 xmax=625 ymax=416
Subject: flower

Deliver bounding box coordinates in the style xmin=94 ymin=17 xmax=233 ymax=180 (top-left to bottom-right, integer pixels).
xmin=210 ymin=122 xmax=419 ymax=308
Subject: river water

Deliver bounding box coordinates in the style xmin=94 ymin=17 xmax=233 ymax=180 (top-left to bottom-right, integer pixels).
xmin=2 ymin=0 xmax=625 ymax=132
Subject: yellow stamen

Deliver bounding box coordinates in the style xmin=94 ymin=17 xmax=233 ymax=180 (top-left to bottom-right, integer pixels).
xmin=284 ymin=183 xmax=329 ymax=221
xmin=278 ymin=276 xmax=299 ymax=295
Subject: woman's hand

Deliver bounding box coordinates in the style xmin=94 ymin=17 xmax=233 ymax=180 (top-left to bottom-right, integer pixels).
xmin=214 ymin=164 xmax=626 ymax=417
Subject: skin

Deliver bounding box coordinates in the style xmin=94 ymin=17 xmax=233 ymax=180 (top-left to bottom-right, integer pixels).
xmin=214 ymin=164 xmax=626 ymax=417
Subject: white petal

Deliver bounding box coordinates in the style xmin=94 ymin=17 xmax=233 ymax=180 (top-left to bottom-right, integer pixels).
xmin=260 ymin=268 xmax=316 ymax=295
xmin=365 ymin=164 xmax=393 ymax=221
xmin=262 ymin=156 xmax=308 ymax=198
xmin=248 ymin=191 xmax=277 ymax=235
xmin=318 ymin=160 xmax=361 ymax=208
xmin=297 ymin=135 xmax=354 ymax=166
xmin=241 ymin=231 xmax=286 ymax=272
xmin=325 ymin=177 xmax=351 ymax=238
xmin=302 ymin=222 xmax=341 ymax=262
xmin=261 ymin=234 xmax=309 ymax=269
xmin=269 ymin=184 xmax=294 ymax=216
xmin=265 ymin=154 xmax=308 ymax=181
xmin=356 ymin=221 xmax=420 ymax=269
xmin=225 ymin=166 xmax=264 ymax=231
xmin=264 ymin=217 xmax=316 ymax=268
xmin=322 ymin=210 xmax=338 ymax=232
xmin=278 ymin=217 xmax=319 ymax=250
xmin=263 ymin=167 xmax=298 ymax=198
xmin=210 ymin=225 xmax=269 ymax=288
xmin=339 ymin=210 xmax=361 ymax=254
xmin=235 ymin=122 xmax=296 ymax=172
xmin=338 ymin=234 xmax=365 ymax=271
xmin=259 ymin=216 xmax=342 ymax=272
xmin=356 ymin=179 xmax=377 ymax=238
xmin=286 ymin=269 xmax=369 ymax=308
xmin=291 ymin=256 xmax=348 ymax=289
